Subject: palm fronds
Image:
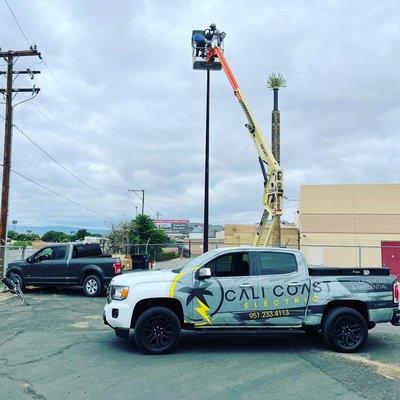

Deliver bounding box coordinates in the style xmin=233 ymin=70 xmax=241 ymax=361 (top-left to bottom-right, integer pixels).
xmin=266 ymin=73 xmax=287 ymax=90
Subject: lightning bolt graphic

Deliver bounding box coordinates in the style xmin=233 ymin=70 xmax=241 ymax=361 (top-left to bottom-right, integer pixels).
xmin=195 ymin=299 xmax=212 ymax=324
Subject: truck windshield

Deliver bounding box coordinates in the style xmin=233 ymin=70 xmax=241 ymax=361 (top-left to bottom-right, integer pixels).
xmin=174 ymin=250 xmax=220 ymax=273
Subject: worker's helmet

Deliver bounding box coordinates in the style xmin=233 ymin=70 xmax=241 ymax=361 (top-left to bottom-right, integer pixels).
xmin=210 ymin=23 xmax=216 ymax=30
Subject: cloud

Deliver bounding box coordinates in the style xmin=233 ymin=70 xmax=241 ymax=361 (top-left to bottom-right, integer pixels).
xmin=1 ymin=0 xmax=399 ymax=229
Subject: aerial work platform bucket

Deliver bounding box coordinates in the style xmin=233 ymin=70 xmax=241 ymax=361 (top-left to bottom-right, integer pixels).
xmin=191 ymin=29 xmax=223 ymax=71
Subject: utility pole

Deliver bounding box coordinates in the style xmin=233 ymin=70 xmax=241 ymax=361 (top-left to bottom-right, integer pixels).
xmin=128 ymin=189 xmax=145 ymax=215
xmin=0 ymin=47 xmax=41 ymax=278
xmin=155 ymin=211 xmax=161 ymax=220
xmin=266 ymin=73 xmax=286 ymax=247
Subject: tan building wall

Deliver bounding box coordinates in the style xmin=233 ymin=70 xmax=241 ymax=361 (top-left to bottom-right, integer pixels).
xmin=184 ymin=238 xmax=224 ymax=256
xmin=224 ymin=224 xmax=299 ymax=248
xmin=299 ymin=184 xmax=400 ymax=267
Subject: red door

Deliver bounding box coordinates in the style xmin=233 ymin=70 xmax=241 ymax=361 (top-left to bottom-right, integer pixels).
xmin=381 ymin=241 xmax=400 ymax=281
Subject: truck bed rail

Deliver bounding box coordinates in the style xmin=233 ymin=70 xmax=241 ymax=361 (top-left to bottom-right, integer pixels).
xmin=308 ymin=266 xmax=391 ymax=276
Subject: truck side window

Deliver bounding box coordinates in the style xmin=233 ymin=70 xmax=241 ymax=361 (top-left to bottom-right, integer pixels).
xmin=206 ymin=252 xmax=250 ymax=277
xmin=52 ymin=246 xmax=68 ymax=260
xmin=72 ymin=244 xmax=102 ymax=258
xmin=34 ymin=247 xmax=53 ymax=263
xmin=259 ymin=252 xmax=297 ymax=275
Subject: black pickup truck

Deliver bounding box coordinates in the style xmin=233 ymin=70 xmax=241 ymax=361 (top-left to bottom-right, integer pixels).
xmin=6 ymin=243 xmax=123 ymax=296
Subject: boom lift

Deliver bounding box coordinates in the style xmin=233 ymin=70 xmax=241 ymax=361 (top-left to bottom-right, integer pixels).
xmin=192 ymin=25 xmax=284 ymax=246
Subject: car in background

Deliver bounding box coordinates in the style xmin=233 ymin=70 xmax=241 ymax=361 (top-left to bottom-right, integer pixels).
xmin=6 ymin=243 xmax=123 ymax=296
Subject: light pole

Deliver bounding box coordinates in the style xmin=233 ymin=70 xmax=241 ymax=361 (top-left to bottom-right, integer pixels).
xmin=203 ymin=69 xmax=210 ymax=252
xmin=266 ymin=73 xmax=286 ymax=246
xmin=12 ymin=219 xmax=17 ymax=233
xmin=192 ymin=23 xmax=223 ymax=253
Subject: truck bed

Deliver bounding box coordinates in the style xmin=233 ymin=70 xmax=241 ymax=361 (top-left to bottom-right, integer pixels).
xmin=308 ymin=266 xmax=391 ymax=276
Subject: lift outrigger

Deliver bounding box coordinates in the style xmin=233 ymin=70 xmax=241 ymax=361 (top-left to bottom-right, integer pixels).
xmin=192 ymin=24 xmax=284 ymax=246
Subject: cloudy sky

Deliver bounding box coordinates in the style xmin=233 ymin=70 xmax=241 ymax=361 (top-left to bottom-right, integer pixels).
xmin=1 ymin=0 xmax=399 ymax=230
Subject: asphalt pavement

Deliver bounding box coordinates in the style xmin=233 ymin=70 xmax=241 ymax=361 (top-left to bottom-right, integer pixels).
xmin=0 ymin=286 xmax=399 ymax=400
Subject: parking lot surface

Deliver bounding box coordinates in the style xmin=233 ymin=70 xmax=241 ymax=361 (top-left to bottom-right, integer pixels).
xmin=0 ymin=286 xmax=399 ymax=400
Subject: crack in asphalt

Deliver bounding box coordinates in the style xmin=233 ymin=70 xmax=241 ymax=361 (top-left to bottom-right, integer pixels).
xmin=5 ymin=340 xmax=88 ymax=367
xmin=1 ymin=337 xmax=106 ymax=368
xmin=23 ymin=382 xmax=48 ymax=400
xmin=0 ymin=328 xmax=26 ymax=346
xmin=0 ymin=371 xmax=47 ymax=400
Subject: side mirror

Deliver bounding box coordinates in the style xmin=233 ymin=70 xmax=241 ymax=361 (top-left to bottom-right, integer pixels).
xmin=26 ymin=256 xmax=33 ymax=263
xmin=198 ymin=267 xmax=212 ymax=279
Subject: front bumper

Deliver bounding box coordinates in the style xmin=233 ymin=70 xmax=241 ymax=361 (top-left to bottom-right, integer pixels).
xmin=391 ymin=308 xmax=400 ymax=326
xmin=103 ymin=300 xmax=133 ymax=329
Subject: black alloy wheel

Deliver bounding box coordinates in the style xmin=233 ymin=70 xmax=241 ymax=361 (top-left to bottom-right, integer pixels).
xmin=322 ymin=307 xmax=368 ymax=352
xmin=143 ymin=316 xmax=174 ymax=349
xmin=333 ymin=315 xmax=363 ymax=347
xmin=134 ymin=307 xmax=181 ymax=354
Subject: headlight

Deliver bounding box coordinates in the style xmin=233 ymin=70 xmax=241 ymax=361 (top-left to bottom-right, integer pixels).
xmin=111 ymin=285 xmax=129 ymax=300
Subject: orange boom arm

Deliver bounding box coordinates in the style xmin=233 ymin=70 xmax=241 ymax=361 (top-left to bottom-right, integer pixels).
xmin=207 ymin=46 xmax=283 ymax=246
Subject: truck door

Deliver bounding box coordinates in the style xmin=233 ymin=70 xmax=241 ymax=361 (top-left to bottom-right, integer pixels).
xmin=43 ymin=245 xmax=69 ymax=283
xmin=184 ymin=251 xmax=259 ymax=326
xmin=26 ymin=247 xmax=53 ymax=283
xmin=255 ymin=251 xmax=309 ymax=326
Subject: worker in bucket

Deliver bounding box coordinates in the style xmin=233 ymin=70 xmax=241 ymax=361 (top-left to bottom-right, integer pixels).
xmin=211 ymin=28 xmax=226 ymax=48
xmin=193 ymin=32 xmax=206 ymax=57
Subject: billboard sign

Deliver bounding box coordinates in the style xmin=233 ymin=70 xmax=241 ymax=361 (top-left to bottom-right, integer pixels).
xmin=155 ymin=219 xmax=189 ymax=232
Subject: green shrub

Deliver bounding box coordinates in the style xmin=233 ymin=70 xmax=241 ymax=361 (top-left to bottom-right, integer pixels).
xmin=155 ymin=252 xmax=180 ymax=262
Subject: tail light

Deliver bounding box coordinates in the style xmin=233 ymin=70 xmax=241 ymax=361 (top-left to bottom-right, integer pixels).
xmin=113 ymin=262 xmax=123 ymax=274
xmin=394 ymin=282 xmax=399 ymax=304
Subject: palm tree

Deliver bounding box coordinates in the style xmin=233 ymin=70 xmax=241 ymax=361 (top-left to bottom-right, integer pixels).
xmin=266 ymin=73 xmax=286 ymax=111
xmin=266 ymin=73 xmax=286 ymax=247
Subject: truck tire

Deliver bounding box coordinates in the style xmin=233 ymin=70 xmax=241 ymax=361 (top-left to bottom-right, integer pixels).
xmin=322 ymin=307 xmax=368 ymax=353
xmin=82 ymin=275 xmax=103 ymax=297
xmin=134 ymin=306 xmax=181 ymax=355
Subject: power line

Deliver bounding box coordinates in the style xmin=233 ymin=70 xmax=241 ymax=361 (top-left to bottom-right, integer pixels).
xmin=40 ymin=61 xmax=107 ymax=145
xmin=0 ymin=115 xmax=139 ymax=210
xmin=0 ymin=114 xmax=107 ymax=197
xmin=0 ymin=162 xmax=109 ymax=219
xmin=3 ymin=0 xmax=111 ymax=147
xmin=3 ymin=0 xmax=152 ymax=215
xmin=3 ymin=0 xmax=31 ymax=47
xmin=16 ymin=125 xmax=106 ymax=197
xmin=29 ymin=98 xmax=99 ymax=160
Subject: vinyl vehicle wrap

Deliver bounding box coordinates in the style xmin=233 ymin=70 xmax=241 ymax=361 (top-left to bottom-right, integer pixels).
xmin=104 ymin=247 xmax=399 ymax=354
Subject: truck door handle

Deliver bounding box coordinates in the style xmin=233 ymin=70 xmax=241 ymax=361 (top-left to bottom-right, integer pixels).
xmin=239 ymin=284 xmax=251 ymax=288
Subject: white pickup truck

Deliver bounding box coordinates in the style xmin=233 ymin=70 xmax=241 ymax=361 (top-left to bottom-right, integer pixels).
xmin=103 ymin=247 xmax=399 ymax=354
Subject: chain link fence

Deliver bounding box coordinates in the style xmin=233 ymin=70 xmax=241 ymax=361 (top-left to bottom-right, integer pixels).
xmin=299 ymin=243 xmax=400 ymax=272
xmin=1 ymin=242 xmax=399 ymax=279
